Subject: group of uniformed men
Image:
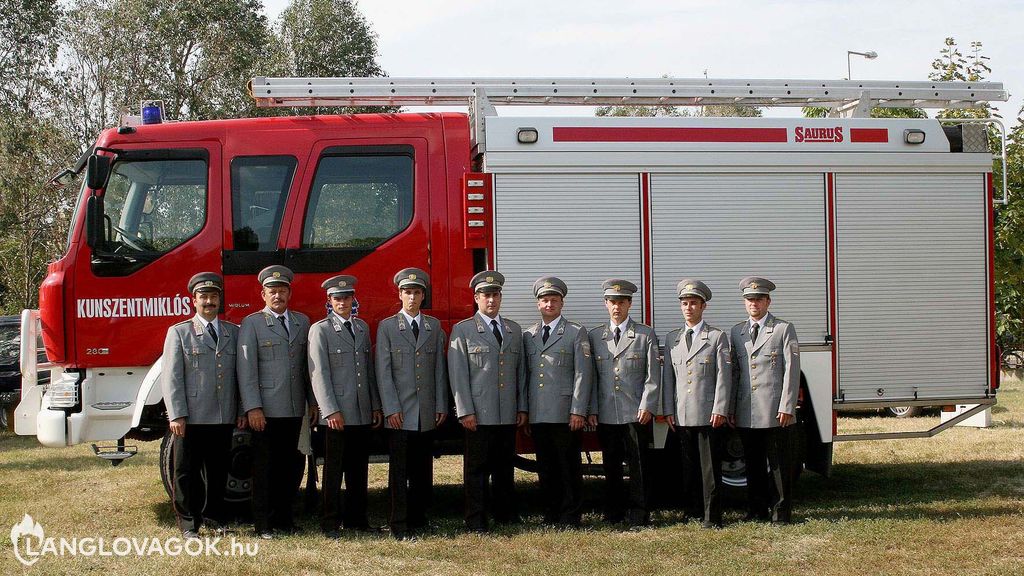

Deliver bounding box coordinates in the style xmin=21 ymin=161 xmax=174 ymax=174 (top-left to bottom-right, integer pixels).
xmin=162 ymin=264 xmax=800 ymax=541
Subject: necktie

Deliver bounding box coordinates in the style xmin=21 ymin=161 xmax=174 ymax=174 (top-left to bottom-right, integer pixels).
xmin=278 ymin=314 xmax=289 ymax=337
xmin=685 ymin=328 xmax=693 ymax=350
xmin=750 ymin=323 xmax=759 ymax=344
xmin=411 ymin=319 xmax=420 ymax=341
xmin=614 ymin=327 xmax=621 ymax=345
xmin=491 ymin=319 xmax=503 ymax=346
xmin=344 ymin=320 xmax=355 ymax=339
xmin=209 ymin=323 xmax=218 ymax=344
xmin=542 ymin=325 xmax=550 ymax=345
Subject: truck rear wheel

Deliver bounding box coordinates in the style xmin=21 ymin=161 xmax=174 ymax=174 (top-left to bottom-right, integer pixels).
xmin=159 ymin=429 xmax=254 ymax=507
xmin=887 ymin=406 xmax=922 ymax=418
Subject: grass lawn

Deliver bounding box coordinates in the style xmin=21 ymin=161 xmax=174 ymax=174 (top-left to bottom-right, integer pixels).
xmin=2 ymin=377 xmax=1022 ymax=575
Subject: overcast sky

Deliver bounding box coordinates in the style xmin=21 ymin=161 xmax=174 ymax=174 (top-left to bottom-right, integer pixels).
xmin=262 ymin=0 xmax=1022 ymax=122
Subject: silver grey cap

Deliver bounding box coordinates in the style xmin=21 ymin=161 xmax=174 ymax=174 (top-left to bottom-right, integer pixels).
xmin=258 ymin=265 xmax=293 ymax=287
xmin=676 ymin=279 xmax=711 ymax=302
xmin=322 ymin=275 xmax=357 ymax=296
xmin=533 ymin=276 xmax=568 ymax=298
xmin=739 ymin=276 xmax=776 ymax=297
xmin=602 ymin=279 xmax=638 ymax=298
xmin=470 ymin=270 xmax=505 ymax=293
xmin=394 ymin=267 xmax=429 ymax=290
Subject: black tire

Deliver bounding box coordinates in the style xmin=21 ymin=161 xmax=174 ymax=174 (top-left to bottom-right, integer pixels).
xmin=159 ymin=428 xmax=254 ymax=506
xmin=887 ymin=406 xmax=922 ymax=418
xmin=159 ymin=430 xmax=175 ymax=500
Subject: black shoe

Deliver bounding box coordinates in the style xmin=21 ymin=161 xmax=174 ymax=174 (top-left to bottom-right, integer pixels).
xmin=182 ymin=530 xmax=201 ymax=540
xmin=257 ymin=531 xmax=274 ymax=540
xmin=701 ymin=520 xmax=723 ymax=530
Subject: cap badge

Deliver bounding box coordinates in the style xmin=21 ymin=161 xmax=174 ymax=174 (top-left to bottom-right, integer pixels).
xmin=203 ymin=281 xmax=214 ymax=287
xmin=338 ymin=280 xmax=347 ymax=287
xmin=543 ymin=281 xmax=552 ymax=288
xmin=409 ymin=274 xmax=417 ymax=280
xmin=485 ymin=276 xmax=494 ymax=283
xmin=685 ymin=284 xmax=694 ymax=290
xmin=612 ymin=284 xmax=621 ymax=291
xmin=750 ymin=282 xmax=758 ymax=289
xmin=273 ymin=271 xmax=281 ymax=278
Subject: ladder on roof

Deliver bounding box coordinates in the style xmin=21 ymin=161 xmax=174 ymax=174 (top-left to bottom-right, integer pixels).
xmin=249 ymin=76 xmax=1007 ymax=113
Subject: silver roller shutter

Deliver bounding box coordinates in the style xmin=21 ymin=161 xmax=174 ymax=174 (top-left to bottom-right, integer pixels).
xmin=835 ymin=173 xmax=989 ymax=402
xmin=492 ymin=173 xmax=643 ymax=329
xmin=649 ymin=173 xmax=828 ymax=342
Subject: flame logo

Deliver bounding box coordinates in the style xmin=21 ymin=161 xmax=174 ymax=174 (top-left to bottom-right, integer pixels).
xmin=10 ymin=513 xmax=44 ymax=566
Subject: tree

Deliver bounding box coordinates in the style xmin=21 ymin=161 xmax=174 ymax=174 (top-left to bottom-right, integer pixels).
xmin=274 ymin=0 xmax=395 ymax=114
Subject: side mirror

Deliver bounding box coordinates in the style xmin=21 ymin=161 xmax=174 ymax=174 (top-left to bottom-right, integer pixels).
xmin=86 ymin=155 xmax=111 ymax=190
xmin=86 ymin=195 xmax=104 ymax=248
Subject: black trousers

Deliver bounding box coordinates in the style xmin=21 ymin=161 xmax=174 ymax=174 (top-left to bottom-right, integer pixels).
xmin=171 ymin=423 xmax=234 ymax=532
xmin=464 ymin=424 xmax=517 ymax=530
xmin=679 ymin=426 xmax=723 ymax=525
xmin=321 ymin=425 xmax=372 ymax=531
xmin=250 ymin=416 xmax=302 ymax=532
xmin=388 ymin=428 xmax=434 ymax=534
xmin=598 ymin=422 xmax=652 ymax=525
xmin=532 ymin=423 xmax=583 ymax=526
xmin=739 ymin=426 xmax=795 ymax=522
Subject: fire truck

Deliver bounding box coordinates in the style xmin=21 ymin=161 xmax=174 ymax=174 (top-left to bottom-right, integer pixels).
xmin=15 ymin=77 xmax=1008 ymax=495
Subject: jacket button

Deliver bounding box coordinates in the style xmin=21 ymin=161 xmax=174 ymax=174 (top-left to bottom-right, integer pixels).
xmin=218 ymin=364 xmax=222 ymax=368
xmin=751 ymin=364 xmax=757 ymax=368
xmin=539 ymin=383 xmax=544 ymax=388
xmin=615 ymin=386 xmax=621 ymax=391
xmin=540 ymin=363 xmax=545 ymax=368
xmin=217 ymin=353 xmax=222 ymax=357
xmin=499 ymin=384 xmax=504 ymax=388
xmin=687 ymin=370 xmax=692 ymax=375
xmin=687 ymin=388 xmax=691 ymax=393
xmin=416 ymin=351 xmax=420 ymax=355
xmin=539 ymin=374 xmax=544 ymax=378
xmin=417 ymin=387 xmax=421 ymax=391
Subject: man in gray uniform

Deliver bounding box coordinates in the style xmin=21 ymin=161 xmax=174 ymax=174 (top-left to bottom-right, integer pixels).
xmin=376 ymin=268 xmax=448 ymax=540
xmin=448 ymin=270 xmax=528 ymax=532
xmin=309 ymin=274 xmax=382 ymax=537
xmin=662 ymin=279 xmax=732 ymax=528
xmin=730 ymin=276 xmax=800 ymax=524
xmin=588 ymin=279 xmax=661 ymax=527
xmin=162 ymin=272 xmax=240 ymax=539
xmin=238 ymin=265 xmax=313 ymax=538
xmin=524 ymin=276 xmax=592 ymax=527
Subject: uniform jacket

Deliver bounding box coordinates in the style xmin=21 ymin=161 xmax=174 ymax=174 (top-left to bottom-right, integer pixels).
xmin=448 ymin=314 xmax=527 ymax=426
xmin=375 ymin=312 xmax=448 ymax=431
xmin=662 ymin=323 xmax=732 ymax=427
xmin=161 ymin=316 xmax=240 ymax=425
xmin=730 ymin=313 xmax=800 ymax=429
xmin=524 ymin=317 xmax=593 ymax=423
xmin=588 ymin=318 xmax=662 ymax=424
xmin=308 ymin=313 xmax=380 ymax=426
xmin=237 ymin=307 xmax=312 ymax=418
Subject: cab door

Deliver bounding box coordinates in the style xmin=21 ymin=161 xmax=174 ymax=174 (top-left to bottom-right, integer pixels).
xmin=73 ymin=144 xmax=222 ymax=368
xmin=278 ymin=139 xmax=431 ymax=329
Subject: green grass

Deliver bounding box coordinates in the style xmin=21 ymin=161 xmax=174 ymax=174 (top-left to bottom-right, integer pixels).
xmin=2 ymin=379 xmax=1023 ymax=575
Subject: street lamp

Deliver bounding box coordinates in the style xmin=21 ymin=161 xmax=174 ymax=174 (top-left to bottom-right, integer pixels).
xmin=847 ymin=50 xmax=878 ymax=80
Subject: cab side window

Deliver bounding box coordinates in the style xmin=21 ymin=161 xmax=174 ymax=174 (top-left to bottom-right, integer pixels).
xmin=231 ymin=156 xmax=296 ymax=251
xmin=101 ymin=158 xmax=207 ymax=256
xmin=302 ymin=147 xmax=414 ymax=249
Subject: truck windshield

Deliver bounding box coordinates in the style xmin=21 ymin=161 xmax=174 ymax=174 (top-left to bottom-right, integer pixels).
xmin=98 ymin=159 xmax=207 ymax=258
